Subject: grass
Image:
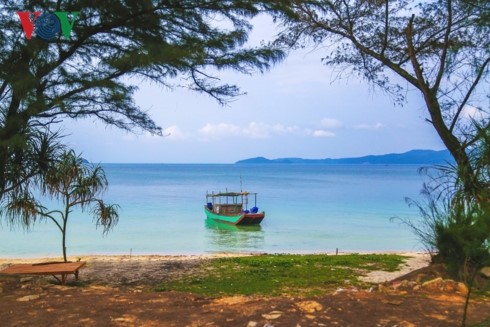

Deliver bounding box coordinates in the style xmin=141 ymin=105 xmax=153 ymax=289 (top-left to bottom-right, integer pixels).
xmin=471 ymin=318 xmax=490 ymax=327
xmin=155 ymin=253 xmax=406 ymax=297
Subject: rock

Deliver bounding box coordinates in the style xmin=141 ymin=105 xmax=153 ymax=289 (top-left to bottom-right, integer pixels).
xmin=333 ymin=287 xmax=346 ymax=295
xmin=397 ymin=321 xmax=416 ymax=327
xmin=407 ymin=281 xmax=418 ymax=288
xmin=422 ymin=277 xmax=443 ymax=290
xmin=112 ymin=315 xmax=137 ymax=324
xmin=480 ymin=267 xmax=490 ymax=278
xmin=211 ymin=295 xmax=248 ymax=306
xmin=305 ymin=314 xmax=316 ymax=320
xmin=381 ymin=299 xmax=403 ymax=305
xmin=51 ymin=285 xmax=72 ymax=291
xmin=246 ymin=322 xmax=257 ymax=327
xmin=393 ymin=280 xmax=409 ymax=289
xmin=17 ymin=294 xmax=40 ymax=302
xmin=378 ymin=284 xmax=391 ymax=293
xmin=413 ymin=285 xmax=421 ymax=291
xmin=20 ymin=277 xmax=33 ymax=283
xmin=457 ymin=282 xmax=468 ymax=295
xmin=261 ymin=311 xmax=283 ymax=320
xmin=442 ymin=280 xmax=457 ymax=292
xmin=296 ymin=301 xmax=323 ymax=313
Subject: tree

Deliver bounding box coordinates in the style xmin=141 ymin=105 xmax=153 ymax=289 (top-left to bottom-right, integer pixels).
xmin=3 ymin=150 xmax=119 ymax=262
xmin=0 ymin=1 xmax=284 ymax=211
xmin=272 ymin=0 xmax=489 ymax=198
xmin=272 ymin=2 xmax=489 ymax=324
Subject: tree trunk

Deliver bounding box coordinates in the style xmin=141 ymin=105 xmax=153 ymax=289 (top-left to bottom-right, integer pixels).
xmin=0 ymin=95 xmax=23 ymax=196
xmin=424 ymin=91 xmax=480 ymax=197
xmin=62 ymin=208 xmax=69 ymax=262
xmin=62 ymin=221 xmax=67 ymax=262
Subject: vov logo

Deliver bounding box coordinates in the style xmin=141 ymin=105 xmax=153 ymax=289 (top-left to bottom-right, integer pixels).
xmin=17 ymin=11 xmax=79 ymax=41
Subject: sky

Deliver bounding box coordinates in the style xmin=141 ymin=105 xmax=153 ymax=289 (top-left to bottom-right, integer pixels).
xmin=62 ymin=15 xmax=446 ymax=164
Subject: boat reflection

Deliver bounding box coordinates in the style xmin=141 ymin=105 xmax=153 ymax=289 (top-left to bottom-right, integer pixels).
xmin=204 ymin=218 xmax=264 ymax=251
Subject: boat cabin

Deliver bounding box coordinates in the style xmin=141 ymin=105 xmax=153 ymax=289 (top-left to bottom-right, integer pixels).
xmin=205 ymin=191 xmax=259 ymax=217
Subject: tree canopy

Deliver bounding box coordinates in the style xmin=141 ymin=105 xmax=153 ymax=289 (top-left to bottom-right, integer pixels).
xmin=272 ymin=0 xmax=490 ymax=298
xmin=0 ymin=0 xmax=284 ymax=202
xmin=273 ymin=0 xmax=489 ymax=197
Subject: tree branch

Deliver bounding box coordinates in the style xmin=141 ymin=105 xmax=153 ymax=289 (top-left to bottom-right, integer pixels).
xmin=432 ymin=0 xmax=453 ymax=92
xmin=405 ymin=15 xmax=430 ymax=94
xmin=380 ymin=0 xmax=389 ymax=57
xmin=450 ymin=56 xmax=490 ymax=133
xmin=38 ymin=211 xmax=64 ymax=233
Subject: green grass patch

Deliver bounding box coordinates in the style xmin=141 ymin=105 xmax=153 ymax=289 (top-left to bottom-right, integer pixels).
xmin=155 ymin=253 xmax=406 ymax=297
xmin=471 ymin=318 xmax=490 ymax=327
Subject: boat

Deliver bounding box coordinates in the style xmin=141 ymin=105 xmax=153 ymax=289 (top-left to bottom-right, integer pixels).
xmin=204 ymin=191 xmax=265 ymax=225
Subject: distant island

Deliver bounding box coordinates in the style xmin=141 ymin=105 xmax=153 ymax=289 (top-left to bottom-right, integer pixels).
xmin=235 ymin=149 xmax=454 ymax=165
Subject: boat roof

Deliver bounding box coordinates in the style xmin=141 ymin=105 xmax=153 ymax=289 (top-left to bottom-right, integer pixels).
xmin=207 ymin=191 xmax=255 ymax=197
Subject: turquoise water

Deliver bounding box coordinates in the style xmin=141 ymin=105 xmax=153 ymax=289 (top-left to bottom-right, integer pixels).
xmin=0 ymin=164 xmax=427 ymax=258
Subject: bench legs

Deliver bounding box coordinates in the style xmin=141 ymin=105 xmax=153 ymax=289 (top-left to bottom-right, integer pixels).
xmin=50 ymin=271 xmax=79 ymax=285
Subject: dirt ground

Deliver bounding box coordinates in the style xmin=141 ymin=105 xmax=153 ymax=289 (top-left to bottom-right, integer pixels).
xmin=1 ymin=254 xmax=489 ymax=327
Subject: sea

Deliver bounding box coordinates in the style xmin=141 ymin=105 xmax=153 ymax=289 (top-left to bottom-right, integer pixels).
xmin=0 ymin=164 xmax=429 ymax=258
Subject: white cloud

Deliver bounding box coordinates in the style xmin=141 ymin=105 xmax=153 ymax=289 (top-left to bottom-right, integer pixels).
xmin=199 ymin=123 xmax=241 ymax=138
xmin=353 ymin=122 xmax=385 ymax=130
xmin=271 ymin=123 xmax=300 ymax=134
xmin=243 ymin=122 xmax=270 ymax=139
xmin=320 ymin=118 xmax=343 ymax=129
xmin=302 ymin=118 xmax=341 ymax=137
xmin=243 ymin=122 xmax=300 ymax=138
xmin=199 ymin=121 xmax=300 ymax=139
xmin=163 ymin=125 xmax=187 ymax=140
xmin=312 ymin=129 xmax=335 ymax=137
xmin=121 ymin=131 xmax=163 ymax=142
xmin=460 ymin=105 xmax=489 ymax=121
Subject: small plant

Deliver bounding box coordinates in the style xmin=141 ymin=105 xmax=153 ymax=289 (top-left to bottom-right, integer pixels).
xmin=3 ymin=150 xmax=119 ymax=262
xmin=400 ymin=123 xmax=490 ymax=327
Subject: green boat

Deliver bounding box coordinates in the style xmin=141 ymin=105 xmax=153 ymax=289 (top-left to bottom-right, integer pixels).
xmin=205 ymin=191 xmax=265 ymax=225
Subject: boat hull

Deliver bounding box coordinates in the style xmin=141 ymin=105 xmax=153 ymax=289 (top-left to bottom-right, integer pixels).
xmin=204 ymin=207 xmax=265 ymax=225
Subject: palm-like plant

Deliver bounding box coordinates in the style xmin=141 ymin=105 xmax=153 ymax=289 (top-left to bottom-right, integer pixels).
xmin=4 ymin=150 xmax=119 ymax=262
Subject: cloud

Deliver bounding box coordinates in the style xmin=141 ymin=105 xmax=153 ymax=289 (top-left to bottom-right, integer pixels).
xmin=243 ymin=122 xmax=300 ymax=138
xmin=460 ymin=105 xmax=489 ymax=121
xmin=163 ymin=125 xmax=187 ymax=140
xmin=199 ymin=123 xmax=241 ymax=138
xmin=302 ymin=118 xmax=342 ymax=137
xmin=320 ymin=118 xmax=343 ymax=129
xmin=198 ymin=119 xmax=346 ymax=140
xmin=199 ymin=122 xmax=300 ymax=139
xmin=312 ymin=129 xmax=336 ymax=137
xmin=242 ymin=122 xmax=270 ymax=139
xmin=353 ymin=122 xmax=385 ymax=130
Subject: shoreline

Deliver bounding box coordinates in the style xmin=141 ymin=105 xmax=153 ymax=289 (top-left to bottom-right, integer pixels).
xmin=1 ymin=252 xmax=431 ymax=284
xmin=0 ymin=250 xmax=428 ymax=263
xmin=0 ymin=251 xmax=432 ymax=289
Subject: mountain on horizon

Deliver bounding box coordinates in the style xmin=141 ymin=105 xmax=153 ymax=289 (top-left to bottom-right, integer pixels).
xmin=235 ymin=149 xmax=454 ymax=165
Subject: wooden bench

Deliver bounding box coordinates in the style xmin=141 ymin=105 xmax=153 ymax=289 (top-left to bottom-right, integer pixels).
xmin=0 ymin=261 xmax=86 ymax=285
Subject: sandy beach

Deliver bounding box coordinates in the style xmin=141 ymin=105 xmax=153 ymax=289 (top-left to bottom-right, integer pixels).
xmin=0 ymin=252 xmax=430 ymax=286
xmin=1 ymin=252 xmax=489 ymax=326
